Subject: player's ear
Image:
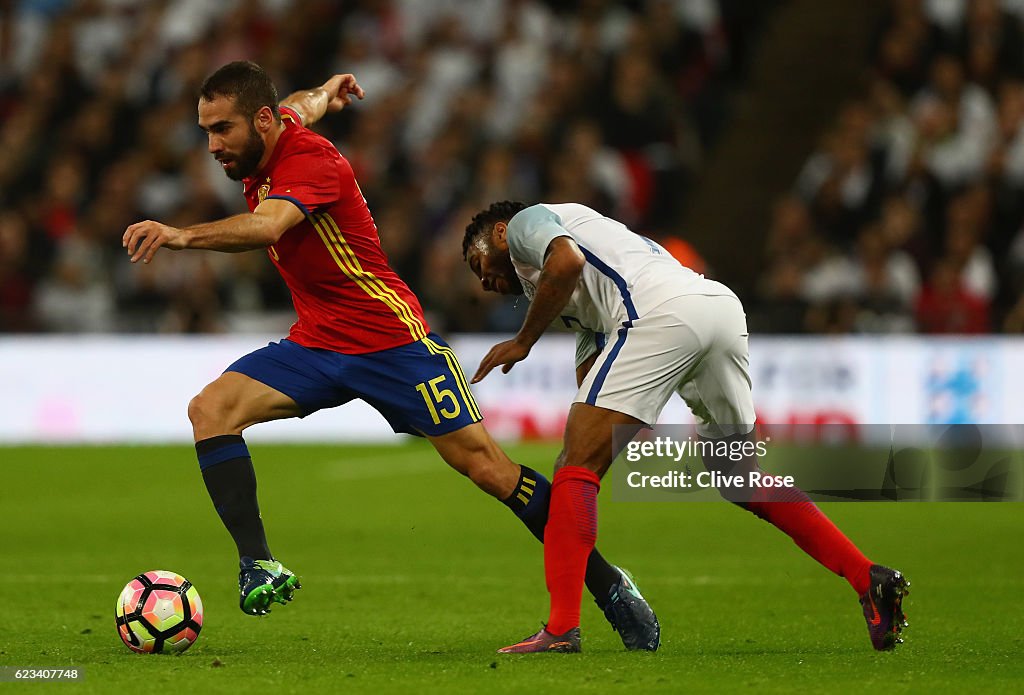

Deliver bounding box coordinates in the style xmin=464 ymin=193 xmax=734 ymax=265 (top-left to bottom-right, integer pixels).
xmin=493 ymin=221 xmax=508 ymax=247
xmin=254 ymin=105 xmax=275 ymax=133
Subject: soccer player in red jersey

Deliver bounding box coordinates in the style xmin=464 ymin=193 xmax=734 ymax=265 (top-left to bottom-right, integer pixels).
xmin=121 ymin=61 xmax=659 ymax=649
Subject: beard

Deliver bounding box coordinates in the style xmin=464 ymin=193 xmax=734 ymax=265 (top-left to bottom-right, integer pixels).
xmin=221 ymin=126 xmax=265 ymax=181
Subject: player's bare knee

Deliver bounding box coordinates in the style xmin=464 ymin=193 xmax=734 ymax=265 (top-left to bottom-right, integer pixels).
xmin=188 ymin=387 xmax=236 ymax=437
xmin=187 ymin=392 xmax=210 ymax=431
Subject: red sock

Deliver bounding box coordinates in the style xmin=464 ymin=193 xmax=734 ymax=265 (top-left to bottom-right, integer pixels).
xmin=544 ymin=466 xmax=601 ymax=635
xmin=747 ymin=485 xmax=873 ymax=595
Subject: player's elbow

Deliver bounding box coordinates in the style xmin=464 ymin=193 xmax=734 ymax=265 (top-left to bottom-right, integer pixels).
xmin=254 ymin=215 xmax=289 ymax=245
xmin=264 ymin=225 xmax=288 ymax=246
xmin=547 ymin=248 xmax=586 ymax=282
xmin=252 ymin=199 xmax=304 ymax=245
xmin=568 ymin=252 xmax=586 ymax=276
xmin=249 ymin=220 xmax=287 ymax=248
xmin=557 ymin=254 xmax=586 ymax=284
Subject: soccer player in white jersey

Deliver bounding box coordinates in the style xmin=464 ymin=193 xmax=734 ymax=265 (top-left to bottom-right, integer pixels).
xmin=462 ymin=201 xmax=909 ymax=654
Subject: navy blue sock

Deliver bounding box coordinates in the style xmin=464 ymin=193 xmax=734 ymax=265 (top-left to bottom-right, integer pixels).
xmin=196 ymin=435 xmax=272 ymax=560
xmin=502 ymin=465 xmax=548 ymax=541
xmin=503 ymin=465 xmax=620 ymax=605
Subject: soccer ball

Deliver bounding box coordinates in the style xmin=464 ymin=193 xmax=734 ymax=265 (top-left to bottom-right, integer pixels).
xmin=115 ymin=570 xmax=204 ymax=654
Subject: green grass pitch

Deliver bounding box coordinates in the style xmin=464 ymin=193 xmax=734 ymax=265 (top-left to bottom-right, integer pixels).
xmin=2 ymin=441 xmax=1022 ymax=693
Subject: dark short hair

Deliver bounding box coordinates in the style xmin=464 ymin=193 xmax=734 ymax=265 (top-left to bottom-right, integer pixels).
xmin=462 ymin=201 xmax=527 ymax=259
xmin=200 ymin=61 xmax=280 ymax=122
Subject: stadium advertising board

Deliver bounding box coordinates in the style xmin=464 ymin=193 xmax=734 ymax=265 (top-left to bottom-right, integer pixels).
xmin=0 ymin=335 xmax=1019 ymax=443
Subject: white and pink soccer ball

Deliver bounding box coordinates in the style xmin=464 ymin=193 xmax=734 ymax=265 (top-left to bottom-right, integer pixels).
xmin=115 ymin=570 xmax=203 ymax=654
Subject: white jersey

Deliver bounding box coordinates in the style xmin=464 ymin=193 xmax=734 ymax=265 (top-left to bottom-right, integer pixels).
xmin=507 ymin=202 xmax=735 ymax=340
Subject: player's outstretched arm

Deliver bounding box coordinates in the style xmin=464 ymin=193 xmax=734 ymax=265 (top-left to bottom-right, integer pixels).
xmin=123 ymin=199 xmax=304 ymax=264
xmin=280 ymin=74 xmax=365 ymax=127
xmin=472 ymin=237 xmax=585 ymax=383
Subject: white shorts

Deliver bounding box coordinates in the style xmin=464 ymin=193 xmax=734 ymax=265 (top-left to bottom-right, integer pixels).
xmin=574 ymin=294 xmax=756 ymax=438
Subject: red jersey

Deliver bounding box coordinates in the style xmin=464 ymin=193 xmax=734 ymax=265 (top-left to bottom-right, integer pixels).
xmin=242 ymin=107 xmax=429 ymax=353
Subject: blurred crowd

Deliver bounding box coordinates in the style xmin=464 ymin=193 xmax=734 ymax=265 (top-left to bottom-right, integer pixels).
xmin=24 ymin=0 xmax=1024 ymax=337
xmin=9 ymin=1 xmax=1024 ymax=337
xmin=751 ymin=0 xmax=1024 ymax=334
xmin=0 ymin=0 xmax=771 ymax=334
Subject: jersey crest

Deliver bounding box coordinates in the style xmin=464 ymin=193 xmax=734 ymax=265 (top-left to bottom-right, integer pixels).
xmin=521 ymin=278 xmax=537 ymax=300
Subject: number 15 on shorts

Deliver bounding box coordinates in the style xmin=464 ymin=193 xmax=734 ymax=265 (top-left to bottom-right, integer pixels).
xmin=415 ymin=375 xmax=461 ymax=425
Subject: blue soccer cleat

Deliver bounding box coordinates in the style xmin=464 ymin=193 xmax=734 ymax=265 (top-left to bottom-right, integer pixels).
xmin=238 ymin=557 xmax=301 ymax=616
xmin=599 ymin=566 xmax=661 ymax=651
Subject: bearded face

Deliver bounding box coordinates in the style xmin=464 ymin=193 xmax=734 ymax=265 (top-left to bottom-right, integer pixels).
xmin=198 ymin=95 xmax=268 ymax=181
xmin=220 ymin=123 xmax=265 ymax=181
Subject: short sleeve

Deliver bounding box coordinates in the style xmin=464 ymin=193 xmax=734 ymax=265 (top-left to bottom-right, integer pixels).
xmin=506 ymin=204 xmax=573 ymax=269
xmin=265 ymin=135 xmax=342 ymax=216
xmin=280 ymin=105 xmax=303 ymax=126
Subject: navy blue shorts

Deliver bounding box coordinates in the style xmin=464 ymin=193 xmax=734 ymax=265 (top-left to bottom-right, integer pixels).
xmin=226 ymin=335 xmax=483 ymax=437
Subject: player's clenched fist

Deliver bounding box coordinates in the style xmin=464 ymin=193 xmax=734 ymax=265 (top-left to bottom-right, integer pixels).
xmin=123 ymin=221 xmax=188 ymax=264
